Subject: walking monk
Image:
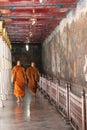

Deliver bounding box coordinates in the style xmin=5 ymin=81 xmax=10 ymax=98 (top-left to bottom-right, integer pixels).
xmin=11 ymin=60 xmax=26 ymax=103
xmin=26 ymin=62 xmax=40 ymax=96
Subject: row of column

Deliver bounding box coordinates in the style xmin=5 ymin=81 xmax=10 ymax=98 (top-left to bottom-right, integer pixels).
xmin=0 ymin=20 xmax=12 ymax=107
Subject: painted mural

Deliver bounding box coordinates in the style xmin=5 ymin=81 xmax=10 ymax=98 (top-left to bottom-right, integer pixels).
xmin=59 ymin=25 xmax=68 ymax=80
xmin=42 ymin=12 xmax=87 ymax=85
xmin=52 ymin=32 xmax=61 ymax=78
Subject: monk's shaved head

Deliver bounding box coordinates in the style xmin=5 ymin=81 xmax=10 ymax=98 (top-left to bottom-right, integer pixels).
xmin=17 ymin=60 xmax=20 ymax=66
xmin=31 ymin=62 xmax=35 ymax=67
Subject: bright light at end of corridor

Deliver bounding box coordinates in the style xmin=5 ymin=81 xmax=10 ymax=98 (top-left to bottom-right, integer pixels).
xmin=26 ymin=44 xmax=29 ymax=51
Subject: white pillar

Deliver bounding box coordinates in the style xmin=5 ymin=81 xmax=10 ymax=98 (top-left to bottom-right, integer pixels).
xmin=0 ymin=36 xmax=12 ymax=107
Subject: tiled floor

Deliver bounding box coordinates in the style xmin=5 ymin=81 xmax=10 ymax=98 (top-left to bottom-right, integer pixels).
xmin=0 ymin=87 xmax=73 ymax=130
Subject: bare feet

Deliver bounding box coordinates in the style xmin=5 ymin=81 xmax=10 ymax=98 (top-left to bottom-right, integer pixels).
xmin=20 ymin=97 xmax=23 ymax=102
xmin=16 ymin=99 xmax=20 ymax=103
xmin=16 ymin=97 xmax=20 ymax=103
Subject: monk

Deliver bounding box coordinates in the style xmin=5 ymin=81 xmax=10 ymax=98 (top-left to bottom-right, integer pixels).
xmin=26 ymin=62 xmax=40 ymax=96
xmin=11 ymin=60 xmax=26 ymax=103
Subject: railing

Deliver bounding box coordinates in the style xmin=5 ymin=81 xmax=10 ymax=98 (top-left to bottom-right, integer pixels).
xmin=69 ymin=91 xmax=82 ymax=129
xmin=38 ymin=76 xmax=87 ymax=130
xmin=50 ymin=81 xmax=57 ymax=104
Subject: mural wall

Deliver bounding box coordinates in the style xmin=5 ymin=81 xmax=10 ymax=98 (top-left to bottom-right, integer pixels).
xmin=42 ymin=1 xmax=87 ymax=85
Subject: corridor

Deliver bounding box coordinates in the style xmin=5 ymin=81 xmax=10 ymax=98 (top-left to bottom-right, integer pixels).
xmin=0 ymin=87 xmax=72 ymax=130
xmin=0 ymin=1 xmax=87 ymax=130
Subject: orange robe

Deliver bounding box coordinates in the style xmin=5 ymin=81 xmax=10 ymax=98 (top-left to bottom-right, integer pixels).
xmin=26 ymin=66 xmax=40 ymax=95
xmin=11 ymin=65 xmax=26 ymax=97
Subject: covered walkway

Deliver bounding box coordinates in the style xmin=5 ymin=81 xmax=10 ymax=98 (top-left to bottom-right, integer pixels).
xmin=0 ymin=87 xmax=72 ymax=130
xmin=0 ymin=1 xmax=87 ymax=130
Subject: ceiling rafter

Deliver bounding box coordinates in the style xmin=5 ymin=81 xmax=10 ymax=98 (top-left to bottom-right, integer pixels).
xmin=0 ymin=0 xmax=78 ymax=44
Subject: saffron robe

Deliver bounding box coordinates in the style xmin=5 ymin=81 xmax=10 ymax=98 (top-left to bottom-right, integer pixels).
xmin=26 ymin=66 xmax=40 ymax=95
xmin=11 ymin=65 xmax=26 ymax=97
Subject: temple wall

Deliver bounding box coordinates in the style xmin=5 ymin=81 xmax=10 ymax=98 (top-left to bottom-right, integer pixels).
xmin=42 ymin=0 xmax=87 ymax=86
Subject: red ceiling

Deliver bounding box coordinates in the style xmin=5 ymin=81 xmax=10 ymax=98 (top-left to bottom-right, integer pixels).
xmin=0 ymin=0 xmax=77 ymax=44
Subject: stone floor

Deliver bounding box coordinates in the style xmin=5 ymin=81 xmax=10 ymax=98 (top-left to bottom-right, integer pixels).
xmin=0 ymin=86 xmax=73 ymax=130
